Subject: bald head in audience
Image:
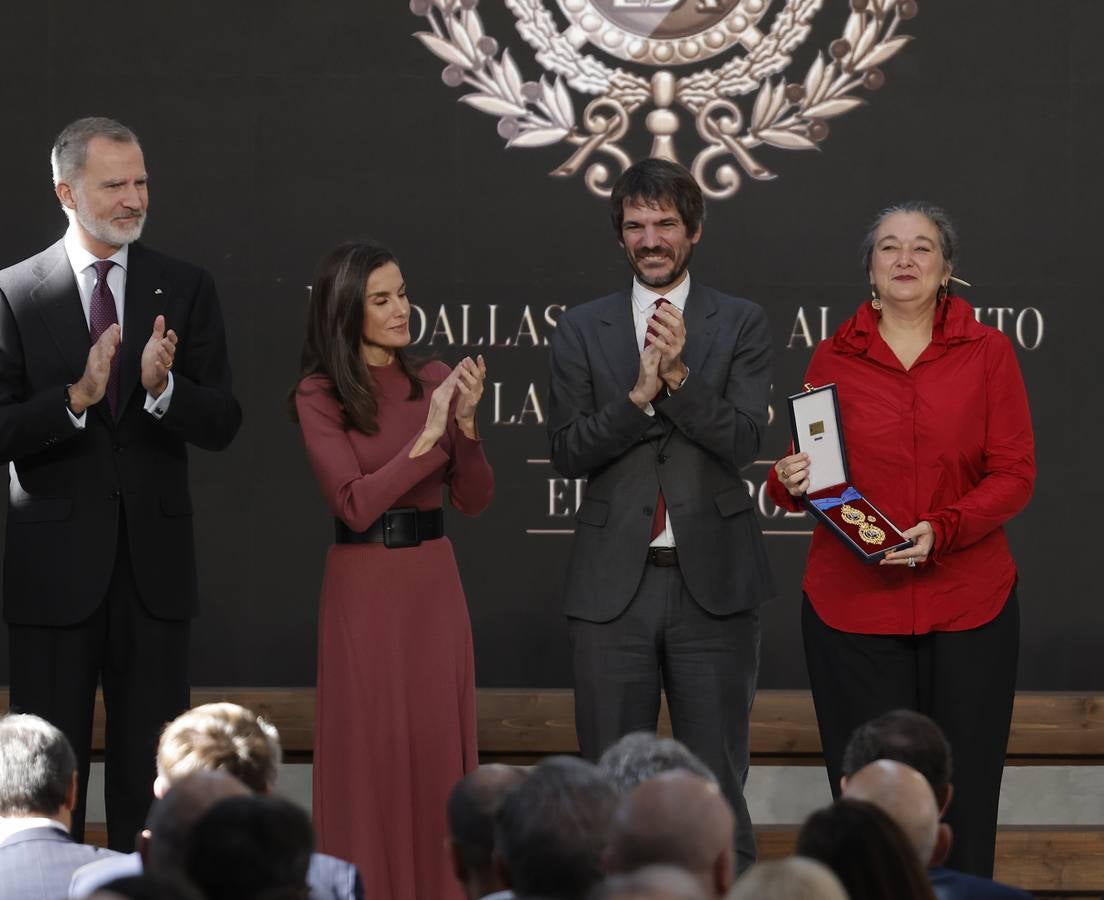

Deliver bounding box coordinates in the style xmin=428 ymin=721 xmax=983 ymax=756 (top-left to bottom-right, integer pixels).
xmin=841 ymin=759 xmax=950 ymax=867
xmin=727 ymin=858 xmax=848 ymax=900
xmin=447 ymin=764 xmax=528 ymax=900
xmin=605 ymin=771 xmax=735 ymax=900
xmin=590 ymin=865 xmax=707 ymax=900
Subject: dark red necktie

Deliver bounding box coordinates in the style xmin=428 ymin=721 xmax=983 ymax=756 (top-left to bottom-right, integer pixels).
xmin=89 ymin=259 xmax=120 ymax=417
xmin=644 ymin=298 xmax=668 ymax=542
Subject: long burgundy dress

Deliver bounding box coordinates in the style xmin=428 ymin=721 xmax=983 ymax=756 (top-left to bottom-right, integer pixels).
xmin=295 ymin=360 xmax=493 ymax=900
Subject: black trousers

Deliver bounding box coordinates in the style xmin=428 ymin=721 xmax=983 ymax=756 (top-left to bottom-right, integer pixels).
xmin=8 ymin=514 xmax=190 ymax=850
xmin=802 ymin=587 xmax=1019 ymax=878
xmin=569 ymin=562 xmax=761 ymax=872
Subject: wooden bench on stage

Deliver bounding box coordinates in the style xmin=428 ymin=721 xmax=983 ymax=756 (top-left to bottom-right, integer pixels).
xmin=4 ymin=688 xmax=1102 ymax=894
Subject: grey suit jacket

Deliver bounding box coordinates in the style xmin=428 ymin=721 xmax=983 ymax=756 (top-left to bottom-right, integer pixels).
xmin=0 ymin=825 xmax=118 ymax=900
xmin=548 ymin=282 xmax=775 ymax=621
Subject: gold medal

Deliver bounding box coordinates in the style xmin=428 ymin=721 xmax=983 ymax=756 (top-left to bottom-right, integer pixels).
xmin=840 ymin=504 xmax=865 ymax=525
xmin=858 ymin=521 xmax=886 ymax=545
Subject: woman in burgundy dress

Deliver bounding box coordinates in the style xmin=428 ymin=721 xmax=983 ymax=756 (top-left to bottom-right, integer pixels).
xmin=292 ymin=240 xmax=493 ymax=900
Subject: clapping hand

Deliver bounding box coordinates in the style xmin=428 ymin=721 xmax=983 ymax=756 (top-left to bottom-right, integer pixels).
xmin=454 ymin=355 xmax=487 ymax=438
xmin=141 ymin=315 xmax=178 ymax=397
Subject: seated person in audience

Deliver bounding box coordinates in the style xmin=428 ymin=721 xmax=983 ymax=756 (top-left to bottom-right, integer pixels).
xmin=143 ymin=770 xmax=250 ymax=878
xmin=727 ymin=858 xmax=847 ymax=900
xmin=88 ymin=872 xmax=204 ymax=900
xmin=841 ymin=710 xmax=1031 ymax=899
xmin=796 ymin=798 xmax=937 ymax=900
xmin=604 ymin=771 xmax=735 ymax=900
xmin=447 ymin=764 xmax=528 ymax=900
xmin=494 ymin=756 xmax=617 ymax=900
xmin=185 ymin=794 xmax=314 ymax=900
xmin=598 ymin=732 xmax=716 ymax=794
xmin=0 ymin=713 xmax=118 ymax=900
xmin=590 ymin=865 xmax=707 ymax=900
xmin=70 ymin=702 xmax=361 ymax=899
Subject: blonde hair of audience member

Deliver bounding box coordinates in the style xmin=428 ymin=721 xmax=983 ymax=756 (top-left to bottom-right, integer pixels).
xmin=590 ymin=865 xmax=707 ymax=900
xmin=154 ymin=703 xmax=281 ymax=797
xmin=604 ymin=771 xmax=736 ymax=900
xmin=841 ymin=759 xmax=952 ymax=867
xmin=727 ymin=858 xmax=848 ymax=900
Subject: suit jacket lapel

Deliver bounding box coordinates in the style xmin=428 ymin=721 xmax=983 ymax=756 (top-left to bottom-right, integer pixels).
xmin=681 ymin=282 xmax=718 ymax=375
xmin=118 ymin=243 xmax=162 ymax=416
xmin=597 ymin=290 xmax=641 ymax=395
xmin=31 ymin=241 xmax=90 ymax=384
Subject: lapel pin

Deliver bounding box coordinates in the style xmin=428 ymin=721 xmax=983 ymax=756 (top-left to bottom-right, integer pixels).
xmin=154 ymin=288 xmax=163 ymax=295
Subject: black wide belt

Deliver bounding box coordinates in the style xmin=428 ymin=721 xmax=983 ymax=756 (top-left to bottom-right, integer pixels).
xmin=334 ymin=508 xmax=444 ymax=549
xmin=646 ymin=547 xmax=679 ymax=567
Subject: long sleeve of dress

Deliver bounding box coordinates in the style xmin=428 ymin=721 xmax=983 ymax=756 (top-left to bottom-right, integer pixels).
xmin=445 ymin=421 xmax=494 ymax=516
xmin=295 ymin=378 xmax=450 ymax=531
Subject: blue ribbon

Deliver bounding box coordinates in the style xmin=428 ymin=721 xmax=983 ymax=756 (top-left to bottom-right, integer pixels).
xmin=811 ymin=485 xmax=863 ymax=511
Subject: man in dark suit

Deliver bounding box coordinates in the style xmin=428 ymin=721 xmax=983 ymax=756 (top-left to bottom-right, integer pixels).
xmin=547 ymin=158 xmax=774 ymax=872
xmin=0 ymin=713 xmax=118 ymax=900
xmin=0 ymin=116 xmax=241 ymax=849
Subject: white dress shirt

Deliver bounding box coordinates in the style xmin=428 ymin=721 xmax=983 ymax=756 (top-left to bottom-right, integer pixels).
xmin=62 ymin=227 xmax=174 ymax=426
xmin=630 ymin=273 xmax=691 ymax=548
xmin=0 ymin=815 xmax=68 ymax=843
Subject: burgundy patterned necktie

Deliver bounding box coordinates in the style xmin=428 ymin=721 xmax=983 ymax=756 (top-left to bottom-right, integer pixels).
xmin=89 ymin=259 xmax=120 ymax=417
xmin=644 ymin=298 xmax=668 ymax=542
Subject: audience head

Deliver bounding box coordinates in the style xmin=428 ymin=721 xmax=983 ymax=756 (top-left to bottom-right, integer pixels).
xmin=795 ymin=798 xmax=937 ymax=900
xmin=88 ymin=873 xmax=205 ymax=900
xmin=495 ymin=755 xmax=618 ymax=900
xmin=842 ymin=759 xmax=950 ymax=867
xmin=144 ymin=770 xmax=251 ymax=876
xmin=605 ymin=771 xmax=735 ymax=900
xmin=0 ymin=713 xmax=78 ymax=825
xmin=155 ymin=702 xmax=282 ymax=796
xmin=590 ymin=865 xmax=708 ymax=900
xmin=598 ymin=731 xmax=717 ymax=794
xmin=841 ymin=709 xmax=954 ymax=813
xmin=447 ymin=764 xmax=529 ymax=900
xmin=727 ymin=858 xmax=848 ymax=900
xmin=185 ymin=794 xmax=314 ymax=900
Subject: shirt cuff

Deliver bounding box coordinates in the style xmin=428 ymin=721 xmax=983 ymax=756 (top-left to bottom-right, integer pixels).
xmin=144 ymin=372 xmax=174 ymax=419
xmin=66 ymin=408 xmax=87 ymax=429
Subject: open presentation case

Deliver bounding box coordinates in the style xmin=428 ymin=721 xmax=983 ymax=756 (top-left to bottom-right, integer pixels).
xmin=787 ymin=384 xmax=912 ymax=564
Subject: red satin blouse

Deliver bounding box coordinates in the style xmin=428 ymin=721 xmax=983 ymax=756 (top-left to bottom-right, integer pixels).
xmin=767 ymin=295 xmax=1035 ymax=635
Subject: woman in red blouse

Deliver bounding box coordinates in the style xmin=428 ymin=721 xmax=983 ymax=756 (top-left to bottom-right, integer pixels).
xmin=768 ymin=203 xmax=1034 ymax=878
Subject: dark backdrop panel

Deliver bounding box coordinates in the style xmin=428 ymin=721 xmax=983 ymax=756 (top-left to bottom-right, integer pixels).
xmin=0 ymin=1 xmax=1099 ymax=688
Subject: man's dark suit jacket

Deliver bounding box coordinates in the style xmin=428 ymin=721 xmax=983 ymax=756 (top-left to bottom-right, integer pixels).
xmin=0 ymin=239 xmax=241 ymax=625
xmin=548 ymin=282 xmax=775 ymax=620
xmin=930 ymin=866 xmax=1032 ymax=900
xmin=0 ymin=824 xmax=118 ymax=900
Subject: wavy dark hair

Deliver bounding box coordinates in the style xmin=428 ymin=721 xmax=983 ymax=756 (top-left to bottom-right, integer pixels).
xmin=289 ymin=240 xmax=424 ymax=434
xmin=796 ymin=799 xmax=936 ymax=900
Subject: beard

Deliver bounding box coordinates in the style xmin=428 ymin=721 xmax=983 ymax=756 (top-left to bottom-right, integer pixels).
xmin=627 ymin=243 xmax=695 ymax=289
xmin=73 ymin=193 xmax=146 ymax=248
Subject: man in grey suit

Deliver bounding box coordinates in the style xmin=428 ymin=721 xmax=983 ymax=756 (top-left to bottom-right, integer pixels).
xmin=0 ymin=713 xmax=117 ymax=900
xmin=547 ymin=158 xmax=774 ymax=871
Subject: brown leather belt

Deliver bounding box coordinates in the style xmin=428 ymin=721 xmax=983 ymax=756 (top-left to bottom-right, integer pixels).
xmin=646 ymin=547 xmax=679 ymax=567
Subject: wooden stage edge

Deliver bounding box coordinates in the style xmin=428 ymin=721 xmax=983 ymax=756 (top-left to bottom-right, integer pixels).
xmin=5 ymin=687 xmax=1103 ymax=893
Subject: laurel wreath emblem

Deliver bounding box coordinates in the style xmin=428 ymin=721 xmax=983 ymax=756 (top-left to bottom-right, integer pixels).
xmin=410 ymin=0 xmax=919 ymax=199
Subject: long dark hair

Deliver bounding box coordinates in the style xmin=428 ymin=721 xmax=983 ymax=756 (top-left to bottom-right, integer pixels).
xmin=289 ymin=240 xmax=424 ymax=434
xmin=795 ymin=799 xmax=937 ymax=900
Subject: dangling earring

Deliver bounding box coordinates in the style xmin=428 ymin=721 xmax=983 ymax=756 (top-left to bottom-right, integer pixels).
xmin=870 ymin=285 xmax=882 ymax=311
xmin=937 ymin=280 xmax=949 ymax=302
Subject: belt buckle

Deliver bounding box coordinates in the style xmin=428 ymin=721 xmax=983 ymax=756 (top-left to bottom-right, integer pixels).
xmin=383 ymin=507 xmax=420 ymax=548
